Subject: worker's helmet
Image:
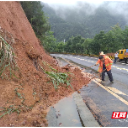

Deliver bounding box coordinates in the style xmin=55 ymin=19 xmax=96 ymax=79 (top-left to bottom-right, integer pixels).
xmin=100 ymin=51 xmax=105 ymax=55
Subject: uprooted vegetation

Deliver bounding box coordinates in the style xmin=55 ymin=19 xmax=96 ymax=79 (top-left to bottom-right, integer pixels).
xmin=40 ymin=61 xmax=73 ymax=90
xmin=0 ymin=27 xmax=89 ymax=127
xmin=0 ymin=28 xmax=17 ymax=79
xmin=0 ymin=30 xmax=71 ymax=116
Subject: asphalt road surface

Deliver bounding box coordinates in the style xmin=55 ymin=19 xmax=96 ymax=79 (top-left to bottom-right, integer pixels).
xmin=51 ymin=54 xmax=128 ymax=127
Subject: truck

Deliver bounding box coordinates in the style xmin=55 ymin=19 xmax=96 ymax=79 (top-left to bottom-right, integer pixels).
xmin=118 ymin=49 xmax=128 ymax=63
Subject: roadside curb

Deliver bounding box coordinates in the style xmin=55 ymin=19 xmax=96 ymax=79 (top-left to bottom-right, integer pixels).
xmin=46 ymin=92 xmax=100 ymax=127
xmin=73 ymin=92 xmax=100 ymax=127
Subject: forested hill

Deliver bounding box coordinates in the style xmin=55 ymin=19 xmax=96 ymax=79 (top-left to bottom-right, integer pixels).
xmin=42 ymin=2 xmax=126 ymax=41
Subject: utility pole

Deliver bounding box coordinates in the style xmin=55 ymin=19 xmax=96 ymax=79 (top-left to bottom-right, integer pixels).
xmin=64 ymin=39 xmax=65 ymax=44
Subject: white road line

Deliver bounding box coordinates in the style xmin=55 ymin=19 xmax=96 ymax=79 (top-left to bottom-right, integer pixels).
xmin=117 ymin=68 xmax=122 ymax=70
xmin=113 ymin=66 xmax=118 ymax=68
xmin=122 ymin=63 xmax=126 ymax=64
xmin=61 ymin=57 xmax=128 ymax=106
xmin=73 ymin=57 xmax=128 ymax=72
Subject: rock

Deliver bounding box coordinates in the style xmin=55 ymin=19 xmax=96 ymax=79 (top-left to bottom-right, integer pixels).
xmin=32 ymin=120 xmax=41 ymax=127
xmin=21 ymin=120 xmax=26 ymax=126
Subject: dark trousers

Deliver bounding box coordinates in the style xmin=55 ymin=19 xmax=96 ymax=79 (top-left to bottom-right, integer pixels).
xmin=102 ymin=70 xmax=113 ymax=82
xmin=114 ymin=57 xmax=118 ymax=63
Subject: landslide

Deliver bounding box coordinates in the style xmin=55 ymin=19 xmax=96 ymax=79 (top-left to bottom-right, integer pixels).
xmin=0 ymin=2 xmax=89 ymax=127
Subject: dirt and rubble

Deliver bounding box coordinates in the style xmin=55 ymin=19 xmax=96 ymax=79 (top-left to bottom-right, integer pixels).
xmin=0 ymin=1 xmax=90 ymax=127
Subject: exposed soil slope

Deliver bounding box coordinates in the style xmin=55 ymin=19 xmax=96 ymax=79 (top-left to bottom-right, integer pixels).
xmin=0 ymin=2 xmax=89 ymax=127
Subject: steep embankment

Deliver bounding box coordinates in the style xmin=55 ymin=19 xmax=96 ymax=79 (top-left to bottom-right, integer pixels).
xmin=0 ymin=2 xmax=89 ymax=126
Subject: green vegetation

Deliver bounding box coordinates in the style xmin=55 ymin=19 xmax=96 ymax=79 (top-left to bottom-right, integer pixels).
xmin=44 ymin=24 xmax=128 ymax=55
xmin=0 ymin=33 xmax=17 ymax=79
xmin=40 ymin=61 xmax=73 ymax=90
xmin=21 ymin=1 xmax=50 ymax=40
xmin=21 ymin=2 xmax=128 ymax=56
xmin=43 ymin=3 xmax=126 ymax=42
xmin=0 ymin=105 xmax=20 ymax=119
xmin=46 ymin=71 xmax=72 ymax=90
xmin=0 ymin=84 xmax=37 ymax=119
xmin=20 ymin=1 xmax=58 ymax=52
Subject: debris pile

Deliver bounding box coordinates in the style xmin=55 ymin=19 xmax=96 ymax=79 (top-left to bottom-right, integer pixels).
xmin=0 ymin=2 xmax=90 ymax=126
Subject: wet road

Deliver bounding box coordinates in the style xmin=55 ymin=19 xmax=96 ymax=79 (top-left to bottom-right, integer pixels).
xmin=51 ymin=54 xmax=128 ymax=127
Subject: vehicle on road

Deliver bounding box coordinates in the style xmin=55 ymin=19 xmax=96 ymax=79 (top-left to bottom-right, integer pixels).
xmin=118 ymin=49 xmax=128 ymax=63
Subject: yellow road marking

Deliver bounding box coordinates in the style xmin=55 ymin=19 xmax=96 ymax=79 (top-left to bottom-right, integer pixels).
xmin=60 ymin=57 xmax=128 ymax=106
xmin=93 ymin=79 xmax=128 ymax=106
xmin=107 ymin=87 xmax=128 ymax=96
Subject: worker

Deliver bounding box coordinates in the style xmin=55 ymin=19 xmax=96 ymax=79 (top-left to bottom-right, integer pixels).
xmin=95 ymin=52 xmax=114 ymax=83
xmin=114 ymin=52 xmax=118 ymax=64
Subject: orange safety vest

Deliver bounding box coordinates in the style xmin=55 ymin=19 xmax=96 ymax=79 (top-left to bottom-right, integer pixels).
xmin=96 ymin=55 xmax=113 ymax=73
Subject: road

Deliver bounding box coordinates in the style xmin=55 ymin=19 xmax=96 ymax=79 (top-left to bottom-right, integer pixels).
xmin=51 ymin=54 xmax=128 ymax=127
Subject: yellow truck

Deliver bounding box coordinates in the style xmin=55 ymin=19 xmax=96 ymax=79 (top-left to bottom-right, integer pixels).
xmin=118 ymin=49 xmax=128 ymax=63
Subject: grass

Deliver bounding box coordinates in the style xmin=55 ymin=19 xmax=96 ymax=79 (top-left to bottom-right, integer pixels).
xmin=42 ymin=61 xmax=57 ymax=71
xmin=0 ymin=85 xmax=36 ymax=119
xmin=0 ymin=86 xmax=34 ymax=118
xmin=14 ymin=87 xmax=25 ymax=104
xmin=0 ymin=105 xmax=20 ymax=119
xmin=14 ymin=88 xmax=23 ymax=99
xmin=33 ymin=88 xmax=37 ymax=99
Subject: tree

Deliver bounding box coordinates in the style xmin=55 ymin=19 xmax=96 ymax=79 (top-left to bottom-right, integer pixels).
xmin=121 ymin=26 xmax=128 ymax=48
xmin=21 ymin=1 xmax=50 ymax=39
xmin=105 ymin=24 xmax=123 ymax=52
xmin=42 ymin=31 xmax=57 ymax=52
xmin=82 ymin=38 xmax=92 ymax=54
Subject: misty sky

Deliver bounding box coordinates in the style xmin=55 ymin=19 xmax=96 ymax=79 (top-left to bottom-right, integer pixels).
xmin=42 ymin=1 xmax=103 ymax=9
xmin=41 ymin=0 xmax=104 ymax=5
xmin=42 ymin=1 xmax=128 ymax=21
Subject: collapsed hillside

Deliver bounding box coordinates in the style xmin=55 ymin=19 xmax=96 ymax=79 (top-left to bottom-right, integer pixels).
xmin=0 ymin=2 xmax=90 ymax=126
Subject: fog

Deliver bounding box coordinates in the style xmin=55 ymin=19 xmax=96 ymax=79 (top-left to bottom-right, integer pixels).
xmin=42 ymin=1 xmax=128 ymax=23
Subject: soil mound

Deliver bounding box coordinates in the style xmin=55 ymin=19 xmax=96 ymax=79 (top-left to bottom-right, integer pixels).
xmin=0 ymin=2 xmax=89 ymax=126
